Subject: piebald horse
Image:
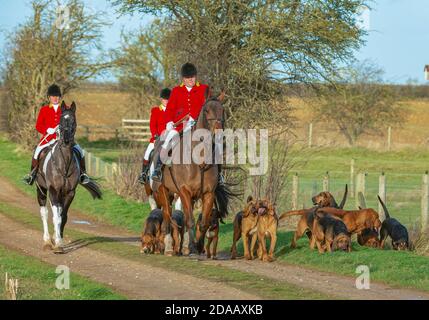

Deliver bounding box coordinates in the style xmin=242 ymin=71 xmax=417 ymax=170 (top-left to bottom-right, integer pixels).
xmin=36 ymin=101 xmax=102 ymax=253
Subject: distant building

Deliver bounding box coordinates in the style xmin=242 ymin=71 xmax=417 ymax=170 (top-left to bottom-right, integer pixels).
xmin=425 ymin=65 xmax=429 ymax=80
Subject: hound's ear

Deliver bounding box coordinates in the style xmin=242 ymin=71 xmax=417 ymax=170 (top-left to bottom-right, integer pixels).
xmin=332 ymin=239 xmax=337 ymax=251
xmin=61 ymin=100 xmax=66 ymax=111
xmin=246 ymin=195 xmax=253 ymax=203
xmin=217 ymin=91 xmax=225 ymax=102
xmin=70 ymin=101 xmax=76 ymax=112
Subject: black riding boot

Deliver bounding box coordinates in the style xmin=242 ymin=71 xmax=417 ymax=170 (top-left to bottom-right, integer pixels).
xmin=79 ymin=156 xmax=90 ymax=185
xmin=138 ymin=160 xmax=150 ymax=184
xmin=151 ymin=153 xmax=163 ymax=182
xmin=23 ymin=158 xmax=38 ymax=185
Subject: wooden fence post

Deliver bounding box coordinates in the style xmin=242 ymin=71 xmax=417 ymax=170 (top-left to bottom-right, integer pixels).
xmin=355 ymin=172 xmax=366 ymax=209
xmin=350 ymin=159 xmax=355 ymax=198
xmin=308 ymin=123 xmax=313 ymax=148
xmin=292 ymin=173 xmax=299 ymax=210
xmin=387 ymin=126 xmax=392 ymax=151
xmin=378 ymin=172 xmax=386 ymax=221
xmin=421 ymin=171 xmax=429 ymax=231
xmin=86 ymin=152 xmax=92 ymax=176
xmin=95 ymin=157 xmax=100 ymax=177
xmin=323 ymin=171 xmax=329 ymax=192
xmin=112 ymin=162 xmax=118 ymax=178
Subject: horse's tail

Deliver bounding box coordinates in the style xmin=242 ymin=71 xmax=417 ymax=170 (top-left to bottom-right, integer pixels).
xmin=215 ymin=183 xmax=239 ymax=218
xmin=81 ymin=180 xmax=102 ymax=200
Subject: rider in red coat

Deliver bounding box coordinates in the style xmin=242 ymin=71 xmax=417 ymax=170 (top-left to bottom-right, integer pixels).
xmin=138 ymin=88 xmax=170 ymax=184
xmin=151 ymin=63 xmax=209 ymax=181
xmin=24 ymin=84 xmax=90 ymax=185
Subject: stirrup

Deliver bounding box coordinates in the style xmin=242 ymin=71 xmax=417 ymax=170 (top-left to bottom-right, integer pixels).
xmin=138 ymin=172 xmax=147 ymax=184
xmin=23 ymin=174 xmax=35 ymax=186
xmin=80 ymin=173 xmax=90 ymax=185
xmin=23 ymin=169 xmax=37 ymax=186
xmin=151 ymin=169 xmax=162 ymax=182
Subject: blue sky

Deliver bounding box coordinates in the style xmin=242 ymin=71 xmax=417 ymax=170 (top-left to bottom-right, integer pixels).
xmin=0 ymin=0 xmax=428 ymax=84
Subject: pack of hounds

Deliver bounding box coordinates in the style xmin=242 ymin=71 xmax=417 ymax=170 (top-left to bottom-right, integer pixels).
xmin=141 ymin=185 xmax=410 ymax=262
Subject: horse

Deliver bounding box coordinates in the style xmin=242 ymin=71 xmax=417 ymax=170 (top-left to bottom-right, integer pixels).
xmin=35 ymin=101 xmax=102 ymax=253
xmin=151 ymin=92 xmax=235 ymax=256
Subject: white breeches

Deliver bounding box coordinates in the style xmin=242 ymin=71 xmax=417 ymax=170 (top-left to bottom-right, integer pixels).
xmin=162 ymin=129 xmax=179 ymax=149
xmin=144 ymin=142 xmax=154 ymax=161
xmin=34 ymin=140 xmax=56 ymax=159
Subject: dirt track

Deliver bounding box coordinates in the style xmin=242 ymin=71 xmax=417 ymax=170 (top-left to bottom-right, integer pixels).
xmin=1 ymin=177 xmax=429 ymax=300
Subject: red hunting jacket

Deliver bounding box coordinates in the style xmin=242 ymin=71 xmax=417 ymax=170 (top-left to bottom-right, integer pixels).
xmin=165 ymin=82 xmax=208 ymax=131
xmin=35 ymin=104 xmax=62 ymax=145
xmin=149 ymin=105 xmax=167 ymax=143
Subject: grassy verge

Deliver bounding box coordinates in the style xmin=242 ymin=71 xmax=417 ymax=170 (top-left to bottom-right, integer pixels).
xmin=0 ymin=202 xmax=330 ymax=300
xmin=0 ymin=243 xmax=124 ymax=300
xmin=0 ymin=135 xmax=150 ymax=233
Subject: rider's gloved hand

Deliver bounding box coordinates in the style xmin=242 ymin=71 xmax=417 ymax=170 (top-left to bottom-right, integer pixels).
xmin=166 ymin=121 xmax=174 ymax=131
xmin=47 ymin=127 xmax=56 ymax=135
xmin=183 ymin=117 xmax=195 ymax=133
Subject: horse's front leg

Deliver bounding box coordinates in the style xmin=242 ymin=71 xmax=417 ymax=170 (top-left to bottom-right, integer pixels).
xmin=37 ymin=185 xmax=52 ymax=250
xmin=60 ymin=190 xmax=75 ymax=239
xmin=197 ymin=192 xmax=215 ymax=254
xmin=179 ymin=189 xmax=195 ymax=256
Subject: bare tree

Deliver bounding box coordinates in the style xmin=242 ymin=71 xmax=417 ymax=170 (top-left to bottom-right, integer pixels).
xmin=111 ymin=19 xmax=180 ymax=117
xmin=2 ymin=0 xmax=110 ymax=148
xmin=313 ymin=60 xmax=405 ymax=146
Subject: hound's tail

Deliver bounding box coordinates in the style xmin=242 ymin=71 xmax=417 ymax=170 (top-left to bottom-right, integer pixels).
xmin=377 ymin=195 xmax=391 ymax=219
xmin=215 ymin=182 xmax=239 ymax=218
xmin=81 ymin=180 xmax=102 ymax=199
xmin=278 ymin=209 xmax=311 ymax=222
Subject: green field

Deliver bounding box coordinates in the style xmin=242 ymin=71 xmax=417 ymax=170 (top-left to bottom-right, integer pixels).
xmin=0 ymin=244 xmax=124 ymax=300
xmin=1 ymin=134 xmax=429 ymax=294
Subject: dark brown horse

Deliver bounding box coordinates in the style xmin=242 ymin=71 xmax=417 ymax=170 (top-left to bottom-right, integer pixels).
xmin=36 ymin=101 xmax=102 ymax=253
xmin=153 ymin=93 xmax=234 ymax=256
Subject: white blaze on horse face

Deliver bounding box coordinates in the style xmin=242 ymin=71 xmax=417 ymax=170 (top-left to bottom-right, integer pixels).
xmin=51 ymin=205 xmax=63 ymax=246
xmin=40 ymin=206 xmax=50 ymax=242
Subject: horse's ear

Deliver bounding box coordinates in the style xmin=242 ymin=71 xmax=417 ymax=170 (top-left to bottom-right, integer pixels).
xmin=70 ymin=101 xmax=76 ymax=113
xmin=204 ymin=86 xmax=212 ymax=100
xmin=217 ymin=91 xmax=226 ymax=102
xmin=61 ymin=100 xmax=66 ymax=112
xmin=246 ymin=195 xmax=253 ymax=203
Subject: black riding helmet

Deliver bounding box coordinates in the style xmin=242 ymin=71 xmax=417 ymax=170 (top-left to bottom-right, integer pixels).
xmin=160 ymin=88 xmax=171 ymax=100
xmin=47 ymin=84 xmax=62 ymax=97
xmin=180 ymin=63 xmax=197 ymax=78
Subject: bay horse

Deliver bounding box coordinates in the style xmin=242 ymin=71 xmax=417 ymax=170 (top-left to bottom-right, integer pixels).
xmin=36 ymin=101 xmax=102 ymax=253
xmin=152 ymin=92 xmax=235 ymax=256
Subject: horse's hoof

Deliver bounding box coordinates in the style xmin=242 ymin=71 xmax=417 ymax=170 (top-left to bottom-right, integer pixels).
xmin=43 ymin=242 xmax=53 ymax=251
xmin=53 ymin=246 xmax=65 ymax=254
xmin=182 ymin=248 xmax=190 ymax=256
xmin=212 ymin=256 xmax=217 ymax=260
xmin=164 ymin=250 xmax=174 ymax=256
